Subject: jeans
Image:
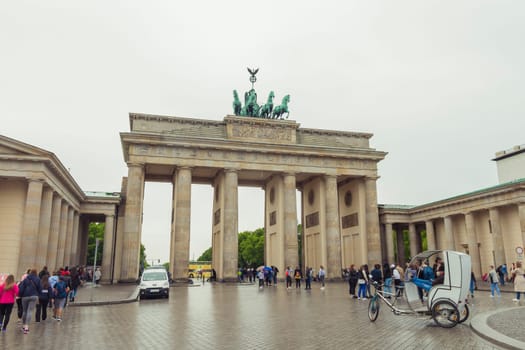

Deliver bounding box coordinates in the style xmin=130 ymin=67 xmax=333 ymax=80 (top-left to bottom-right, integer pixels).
xmin=384 ymin=278 xmax=392 ymax=296
xmin=35 ymin=299 xmax=49 ymax=321
xmin=490 ymin=282 xmax=501 ymax=296
xmin=358 ymin=283 xmax=367 ymax=298
xmin=0 ymin=303 xmax=14 ymax=329
xmin=516 ymin=292 xmax=522 ymax=300
xmin=21 ymin=296 xmax=38 ymax=325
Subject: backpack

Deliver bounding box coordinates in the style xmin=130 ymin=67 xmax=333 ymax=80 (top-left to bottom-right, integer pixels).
xmin=55 ymin=281 xmax=68 ymax=298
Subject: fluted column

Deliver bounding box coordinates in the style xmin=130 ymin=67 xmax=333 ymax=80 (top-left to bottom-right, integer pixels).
xmin=425 ymin=220 xmax=436 ymax=251
xmin=443 ymin=216 xmax=454 ymax=250
xmin=17 ymin=179 xmax=44 ymax=277
xmin=47 ymin=195 xmax=62 ymax=270
xmin=395 ymin=225 xmax=406 ymax=264
xmin=35 ymin=187 xmax=53 ymax=268
xmin=519 ymin=204 xmax=525 ymax=248
xmin=64 ymin=207 xmax=74 ymax=267
xmin=56 ymin=202 xmax=69 ymax=268
xmin=284 ymin=173 xmax=299 ymax=271
xmin=101 ymin=214 xmax=115 ymax=283
xmin=222 ymin=169 xmax=238 ymax=281
xmin=172 ymin=167 xmax=192 ymax=281
xmin=121 ymin=163 xmax=145 ymax=282
xmin=465 ymin=212 xmax=481 ymax=277
xmin=408 ymin=223 xmax=417 ymax=258
xmin=489 ymin=208 xmax=505 ymax=266
xmin=365 ymin=177 xmax=381 ymax=264
xmin=70 ymin=212 xmax=80 ymax=266
xmin=385 ymin=223 xmax=395 ymax=264
xmin=324 ymin=175 xmax=341 ymax=279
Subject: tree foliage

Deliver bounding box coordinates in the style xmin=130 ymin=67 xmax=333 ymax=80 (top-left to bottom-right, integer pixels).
xmin=238 ymin=227 xmax=265 ymax=267
xmin=87 ymin=223 xmax=104 ymax=266
xmin=197 ymin=247 xmax=212 ymax=261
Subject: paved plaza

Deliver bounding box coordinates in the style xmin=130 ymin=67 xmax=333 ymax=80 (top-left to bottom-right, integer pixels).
xmin=0 ymin=281 xmax=523 ymax=350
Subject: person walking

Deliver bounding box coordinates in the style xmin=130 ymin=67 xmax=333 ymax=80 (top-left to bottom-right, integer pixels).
xmin=35 ymin=275 xmax=52 ymax=322
xmin=94 ymin=268 xmax=102 ymax=286
xmin=470 ymin=271 xmax=477 ymax=298
xmin=0 ymin=274 xmax=19 ymax=332
xmin=285 ymin=267 xmax=293 ymax=289
xmin=357 ymin=265 xmax=369 ymax=300
xmin=348 ymin=265 xmax=359 ymax=298
xmin=488 ymin=265 xmax=501 ymax=298
xmin=304 ymin=267 xmax=312 ymax=290
xmin=318 ymin=265 xmax=326 ymax=290
xmin=53 ymin=275 xmax=69 ymax=321
xmin=18 ymin=268 xmax=41 ymax=334
xmin=511 ymin=261 xmax=525 ymax=302
xmin=294 ymin=266 xmax=302 ymax=289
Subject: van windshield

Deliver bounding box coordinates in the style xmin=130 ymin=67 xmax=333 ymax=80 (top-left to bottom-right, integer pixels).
xmin=143 ymin=272 xmax=167 ymax=281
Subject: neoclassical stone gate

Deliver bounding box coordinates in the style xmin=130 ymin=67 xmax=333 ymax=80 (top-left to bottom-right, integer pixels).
xmin=115 ymin=113 xmax=386 ymax=282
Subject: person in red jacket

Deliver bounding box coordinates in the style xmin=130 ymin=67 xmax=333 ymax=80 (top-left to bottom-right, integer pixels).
xmin=0 ymin=274 xmax=20 ymax=332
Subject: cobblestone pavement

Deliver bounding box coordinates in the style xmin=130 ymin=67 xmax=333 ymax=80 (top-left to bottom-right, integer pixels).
xmin=0 ymin=281 xmax=520 ymax=350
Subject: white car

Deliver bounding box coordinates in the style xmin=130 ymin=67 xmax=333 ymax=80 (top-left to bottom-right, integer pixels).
xmin=139 ymin=268 xmax=170 ymax=299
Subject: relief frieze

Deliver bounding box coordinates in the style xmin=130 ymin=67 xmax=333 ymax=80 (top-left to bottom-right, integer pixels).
xmin=231 ymin=124 xmax=292 ymax=142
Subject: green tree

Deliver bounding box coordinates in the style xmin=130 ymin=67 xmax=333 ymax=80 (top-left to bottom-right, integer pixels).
xmin=140 ymin=243 xmax=148 ymax=268
xmin=238 ymin=228 xmax=265 ymax=267
xmin=197 ymin=247 xmax=212 ymax=261
xmin=297 ymin=224 xmax=303 ymax=267
xmin=87 ymin=222 xmax=104 ymax=266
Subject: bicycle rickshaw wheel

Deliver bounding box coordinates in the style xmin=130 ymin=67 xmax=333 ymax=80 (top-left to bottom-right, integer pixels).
xmin=368 ymin=297 xmax=380 ymax=321
xmin=431 ymin=300 xmax=459 ymax=328
xmin=458 ymin=304 xmax=469 ymax=324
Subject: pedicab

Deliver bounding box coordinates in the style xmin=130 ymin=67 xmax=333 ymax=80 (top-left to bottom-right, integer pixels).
xmin=368 ymin=250 xmax=471 ymax=328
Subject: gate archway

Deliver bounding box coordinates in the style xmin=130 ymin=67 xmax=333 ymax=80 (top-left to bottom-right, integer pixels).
xmin=115 ymin=114 xmax=386 ymax=282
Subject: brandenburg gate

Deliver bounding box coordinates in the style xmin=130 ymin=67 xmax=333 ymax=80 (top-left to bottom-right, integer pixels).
xmin=116 ymin=113 xmax=386 ymax=282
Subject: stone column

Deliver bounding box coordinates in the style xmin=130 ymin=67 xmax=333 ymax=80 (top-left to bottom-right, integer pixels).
xmin=408 ymin=223 xmax=417 ymax=259
xmin=35 ymin=187 xmax=53 ymax=268
xmin=172 ymin=167 xmax=192 ymax=281
xmin=47 ymin=195 xmax=62 ymax=270
xmin=365 ymin=177 xmax=382 ymax=264
xmin=465 ymin=212 xmax=481 ymax=277
xmin=222 ymin=169 xmax=238 ymax=282
xmin=17 ymin=179 xmax=43 ymax=277
xmin=64 ymin=207 xmax=74 ymax=267
xmin=443 ymin=216 xmax=454 ymax=250
xmin=101 ymin=214 xmax=115 ymax=284
xmin=395 ymin=226 xmax=404 ymax=264
xmin=519 ymin=203 xmax=525 ymax=249
xmin=70 ymin=212 xmax=80 ymax=266
xmin=489 ymin=208 xmax=505 ymax=267
xmin=56 ymin=202 xmax=69 ymax=268
xmin=425 ymin=220 xmax=436 ymax=251
xmin=283 ymin=173 xmax=299 ymax=271
xmin=385 ymin=223 xmax=395 ymax=264
xmin=121 ymin=163 xmax=145 ymax=282
xmin=324 ymin=175 xmax=341 ymax=279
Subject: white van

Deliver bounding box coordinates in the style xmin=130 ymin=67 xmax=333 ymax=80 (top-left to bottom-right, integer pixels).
xmin=139 ymin=268 xmax=170 ymax=299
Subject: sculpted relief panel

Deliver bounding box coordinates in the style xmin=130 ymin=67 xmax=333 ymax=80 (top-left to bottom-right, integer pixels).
xmin=230 ymin=123 xmax=292 ymax=143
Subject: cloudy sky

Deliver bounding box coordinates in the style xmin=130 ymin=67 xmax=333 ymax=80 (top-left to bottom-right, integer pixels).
xmin=2 ymin=1 xmax=524 ymax=263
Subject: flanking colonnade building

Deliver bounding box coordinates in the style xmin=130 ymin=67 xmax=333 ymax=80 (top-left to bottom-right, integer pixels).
xmin=1 ymin=114 xmax=524 ymax=283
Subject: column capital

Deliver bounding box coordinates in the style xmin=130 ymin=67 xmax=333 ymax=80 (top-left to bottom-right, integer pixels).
xmin=224 ymin=168 xmax=238 ymax=174
xmin=126 ymin=162 xmax=144 ymax=168
xmin=364 ymin=175 xmax=380 ymax=181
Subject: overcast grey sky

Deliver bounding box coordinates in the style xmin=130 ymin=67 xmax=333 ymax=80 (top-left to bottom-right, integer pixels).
xmin=2 ymin=1 xmax=524 ymax=263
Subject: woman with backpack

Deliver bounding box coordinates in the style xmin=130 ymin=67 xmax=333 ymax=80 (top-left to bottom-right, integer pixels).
xmin=53 ymin=276 xmax=69 ymax=322
xmin=18 ymin=268 xmax=41 ymax=334
xmin=35 ymin=275 xmax=53 ymax=322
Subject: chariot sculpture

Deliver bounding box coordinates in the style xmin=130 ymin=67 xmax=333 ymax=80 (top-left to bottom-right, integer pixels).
xmin=232 ymin=68 xmax=291 ymax=120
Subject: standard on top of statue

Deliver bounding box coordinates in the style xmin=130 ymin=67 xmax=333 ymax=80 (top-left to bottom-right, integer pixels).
xmin=232 ymin=68 xmax=291 ymax=120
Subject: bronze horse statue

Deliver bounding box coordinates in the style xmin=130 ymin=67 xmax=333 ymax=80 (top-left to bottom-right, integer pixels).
xmin=241 ymin=89 xmax=259 ymax=117
xmin=259 ymin=91 xmax=275 ymax=118
xmin=232 ymin=90 xmax=242 ymax=115
xmin=272 ymin=94 xmax=290 ymax=119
